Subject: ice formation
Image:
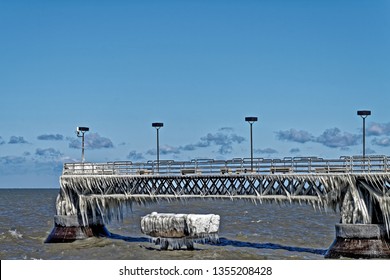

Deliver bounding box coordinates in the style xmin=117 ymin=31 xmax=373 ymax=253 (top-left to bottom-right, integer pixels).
xmin=140 ymin=212 xmax=220 ymax=249
xmin=55 ymin=173 xmax=390 ymax=235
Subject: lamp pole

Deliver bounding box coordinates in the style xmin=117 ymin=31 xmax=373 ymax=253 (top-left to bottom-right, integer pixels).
xmin=357 ymin=110 xmax=372 ymax=220
xmin=245 ymin=117 xmax=258 ymax=172
xmin=76 ymin=127 xmax=89 ymax=163
xmin=152 ymin=122 xmax=164 ymax=173
xmin=357 ymin=110 xmax=371 ymax=159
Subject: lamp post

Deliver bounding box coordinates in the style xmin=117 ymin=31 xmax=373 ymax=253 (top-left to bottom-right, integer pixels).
xmin=357 ymin=110 xmax=371 ymax=159
xmin=152 ymin=122 xmax=164 ymax=173
xmin=245 ymin=117 xmax=258 ymax=172
xmin=357 ymin=110 xmax=372 ymax=220
xmin=76 ymin=126 xmax=89 ymax=163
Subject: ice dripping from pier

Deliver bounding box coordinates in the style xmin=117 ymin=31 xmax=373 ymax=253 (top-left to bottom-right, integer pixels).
xmin=56 ymin=173 xmax=390 ymax=235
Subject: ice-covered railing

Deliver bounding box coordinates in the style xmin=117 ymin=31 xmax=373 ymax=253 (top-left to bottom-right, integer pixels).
xmin=62 ymin=155 xmax=390 ymax=176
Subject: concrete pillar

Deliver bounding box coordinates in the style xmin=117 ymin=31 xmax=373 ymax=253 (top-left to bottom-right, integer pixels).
xmin=325 ymin=224 xmax=390 ymax=259
xmin=45 ymin=215 xmax=110 ymax=243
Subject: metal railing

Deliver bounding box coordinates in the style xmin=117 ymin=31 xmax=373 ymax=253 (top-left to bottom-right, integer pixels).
xmin=62 ymin=155 xmax=390 ymax=176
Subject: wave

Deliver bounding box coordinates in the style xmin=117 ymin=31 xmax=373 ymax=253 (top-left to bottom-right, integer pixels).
xmin=8 ymin=229 xmax=23 ymax=239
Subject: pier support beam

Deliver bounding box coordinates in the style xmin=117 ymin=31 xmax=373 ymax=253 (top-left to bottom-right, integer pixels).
xmin=45 ymin=215 xmax=110 ymax=243
xmin=325 ymin=224 xmax=390 ymax=259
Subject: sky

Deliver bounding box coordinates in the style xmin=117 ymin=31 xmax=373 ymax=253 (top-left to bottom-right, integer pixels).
xmin=0 ymin=0 xmax=389 ymax=188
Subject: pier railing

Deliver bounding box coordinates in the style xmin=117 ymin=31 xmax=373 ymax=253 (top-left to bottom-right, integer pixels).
xmin=62 ymin=155 xmax=390 ymax=175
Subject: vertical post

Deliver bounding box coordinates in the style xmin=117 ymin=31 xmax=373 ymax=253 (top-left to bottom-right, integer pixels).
xmin=357 ymin=110 xmax=371 ymax=169
xmin=76 ymin=127 xmax=89 ymax=163
xmin=250 ymin=122 xmax=253 ymax=171
xmin=362 ymin=116 xmax=366 ymax=159
xmin=156 ymin=127 xmax=160 ymax=170
xmin=152 ymin=122 xmax=164 ymax=173
xmin=245 ymin=117 xmax=258 ymax=172
xmin=81 ymin=133 xmax=85 ymax=163
xmin=357 ymin=110 xmax=372 ymax=222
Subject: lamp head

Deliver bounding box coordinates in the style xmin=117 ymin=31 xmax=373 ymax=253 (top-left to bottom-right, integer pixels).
xmin=76 ymin=126 xmax=89 ymax=137
xmin=357 ymin=110 xmax=371 ymax=118
xmin=245 ymin=117 xmax=258 ymax=123
xmin=76 ymin=127 xmax=89 ymax=132
xmin=152 ymin=122 xmax=164 ymax=128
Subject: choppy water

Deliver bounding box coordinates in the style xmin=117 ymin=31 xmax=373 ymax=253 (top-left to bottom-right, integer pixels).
xmin=0 ymin=188 xmax=340 ymax=260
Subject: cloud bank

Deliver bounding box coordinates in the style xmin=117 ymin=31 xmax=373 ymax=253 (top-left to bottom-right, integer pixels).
xmin=37 ymin=134 xmax=64 ymax=141
xmin=0 ymin=156 xmax=26 ymax=165
xmin=69 ymin=133 xmax=114 ymax=150
xmin=367 ymin=122 xmax=390 ymax=136
xmin=276 ymin=129 xmax=314 ymax=143
xmin=35 ymin=148 xmax=63 ymax=158
xmin=276 ymin=122 xmax=390 ymax=152
xmin=316 ymin=128 xmax=360 ymax=148
xmin=8 ymin=136 xmax=29 ymax=144
xmin=372 ymin=137 xmax=390 ymax=147
xmin=276 ymin=127 xmax=360 ymax=149
xmin=127 ymin=150 xmax=145 ymax=161
xmin=146 ymin=128 xmax=246 ymax=156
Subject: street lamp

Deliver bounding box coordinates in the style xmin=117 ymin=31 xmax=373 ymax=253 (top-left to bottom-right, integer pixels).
xmin=357 ymin=110 xmax=371 ymax=159
xmin=152 ymin=122 xmax=164 ymax=173
xmin=76 ymin=126 xmax=89 ymax=162
xmin=245 ymin=117 xmax=258 ymax=172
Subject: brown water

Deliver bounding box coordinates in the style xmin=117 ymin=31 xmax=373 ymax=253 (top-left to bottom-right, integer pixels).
xmin=0 ymin=189 xmax=339 ymax=260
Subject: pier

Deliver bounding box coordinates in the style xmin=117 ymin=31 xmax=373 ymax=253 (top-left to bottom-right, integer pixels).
xmin=46 ymin=155 xmax=390 ymax=258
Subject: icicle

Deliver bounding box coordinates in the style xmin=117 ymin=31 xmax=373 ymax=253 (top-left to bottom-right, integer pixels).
xmin=57 ymin=173 xmax=390 ymax=236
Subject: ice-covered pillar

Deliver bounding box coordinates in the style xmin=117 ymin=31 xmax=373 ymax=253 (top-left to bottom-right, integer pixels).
xmin=45 ymin=178 xmax=109 ymax=243
xmin=140 ymin=213 xmax=220 ymax=250
xmin=325 ymin=176 xmax=390 ymax=258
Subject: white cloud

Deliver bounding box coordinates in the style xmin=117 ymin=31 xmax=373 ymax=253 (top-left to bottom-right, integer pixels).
xmin=276 ymin=129 xmax=314 ymax=143
xmin=367 ymin=122 xmax=390 ymax=136
xmin=37 ymin=134 xmax=64 ymax=141
xmin=127 ymin=150 xmax=145 ymax=161
xmin=8 ymin=136 xmax=29 ymax=144
xmin=69 ymin=133 xmax=114 ymax=149
xmin=35 ymin=148 xmax=63 ymax=158
xmin=372 ymin=137 xmax=390 ymax=147
xmin=315 ymin=128 xmax=360 ymax=148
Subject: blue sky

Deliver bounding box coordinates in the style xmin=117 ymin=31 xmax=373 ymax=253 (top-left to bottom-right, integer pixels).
xmin=0 ymin=0 xmax=389 ymax=188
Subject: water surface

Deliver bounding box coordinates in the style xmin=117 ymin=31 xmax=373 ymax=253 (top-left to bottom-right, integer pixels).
xmin=0 ymin=189 xmax=339 ymax=260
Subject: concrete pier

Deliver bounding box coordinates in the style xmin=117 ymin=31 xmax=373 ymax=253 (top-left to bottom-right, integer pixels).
xmin=325 ymin=224 xmax=390 ymax=259
xmin=46 ymin=157 xmax=390 ymax=259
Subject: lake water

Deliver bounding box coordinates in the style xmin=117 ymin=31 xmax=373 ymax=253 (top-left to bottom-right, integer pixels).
xmin=0 ymin=188 xmax=340 ymax=260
